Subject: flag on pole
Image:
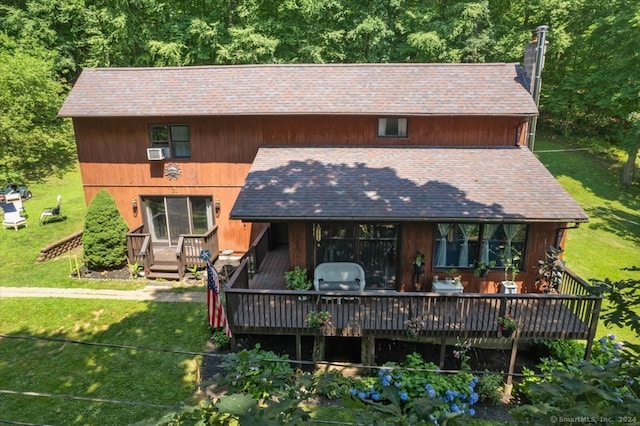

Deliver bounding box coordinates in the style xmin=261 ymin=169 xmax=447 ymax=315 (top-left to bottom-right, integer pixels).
xmin=206 ymin=261 xmax=232 ymax=337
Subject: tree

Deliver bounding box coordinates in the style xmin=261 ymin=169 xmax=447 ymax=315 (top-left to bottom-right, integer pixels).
xmin=82 ymin=190 xmax=129 ymax=270
xmin=0 ymin=34 xmax=76 ymax=184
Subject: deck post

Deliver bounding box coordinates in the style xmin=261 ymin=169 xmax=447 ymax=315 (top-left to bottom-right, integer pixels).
xmin=296 ymin=334 xmax=302 ymax=364
xmin=504 ymin=337 xmax=519 ymax=396
xmin=584 ymin=296 xmax=603 ymax=361
xmin=439 ymin=336 xmax=447 ymax=369
xmin=361 ymin=336 xmax=375 ymax=368
xmin=313 ymin=335 xmax=325 ymax=362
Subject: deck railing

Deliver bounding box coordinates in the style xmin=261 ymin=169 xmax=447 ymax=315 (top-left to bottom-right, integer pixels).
xmin=126 ymin=225 xmax=154 ymax=272
xmin=225 ymin=259 xmax=602 ymax=345
xmin=176 ymin=225 xmax=219 ymax=279
xmin=239 ymin=225 xmax=271 ymax=278
xmin=126 ymin=224 xmax=218 ymax=279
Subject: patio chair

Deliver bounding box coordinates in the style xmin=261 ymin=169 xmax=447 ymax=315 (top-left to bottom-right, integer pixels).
xmin=40 ymin=195 xmax=62 ymax=225
xmin=3 ymin=210 xmax=27 ymax=230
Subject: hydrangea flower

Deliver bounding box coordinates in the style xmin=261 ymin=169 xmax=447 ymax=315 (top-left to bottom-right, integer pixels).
xmin=450 ymin=404 xmax=460 ymax=413
xmin=608 ymin=334 xmax=616 ymax=340
xmin=468 ymin=408 xmax=476 ymax=416
xmin=399 ymin=391 xmax=408 ymax=401
xmin=372 ymin=392 xmax=381 ymax=401
xmin=469 ymin=392 xmax=479 ymax=405
xmin=427 ymin=389 xmax=436 ymax=398
xmin=350 ymin=388 xmax=358 ymax=396
xmin=358 ymin=391 xmax=367 ymax=400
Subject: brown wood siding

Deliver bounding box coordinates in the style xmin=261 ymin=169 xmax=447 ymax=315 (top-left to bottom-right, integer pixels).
xmin=287 ymin=222 xmax=308 ymax=273
xmin=399 ymin=223 xmax=433 ymax=292
xmin=72 ymin=114 xmax=528 ymax=252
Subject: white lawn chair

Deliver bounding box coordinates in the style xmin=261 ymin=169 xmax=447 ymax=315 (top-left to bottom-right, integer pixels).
xmin=40 ymin=195 xmax=62 ymax=225
xmin=3 ymin=210 xmax=27 ymax=230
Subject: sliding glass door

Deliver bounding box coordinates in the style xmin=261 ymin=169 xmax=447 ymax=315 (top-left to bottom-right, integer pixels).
xmin=144 ymin=196 xmax=213 ymax=246
xmin=313 ymin=222 xmax=398 ymax=289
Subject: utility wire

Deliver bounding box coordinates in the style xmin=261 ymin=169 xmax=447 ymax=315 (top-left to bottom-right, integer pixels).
xmin=1 ymin=333 xmax=542 ymax=377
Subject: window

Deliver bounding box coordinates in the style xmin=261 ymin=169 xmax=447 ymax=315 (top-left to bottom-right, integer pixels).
xmin=149 ymin=124 xmax=191 ymax=158
xmin=377 ymin=118 xmax=408 ymax=137
xmin=433 ymin=223 xmax=527 ymax=270
xmin=144 ymin=196 xmax=213 ymax=245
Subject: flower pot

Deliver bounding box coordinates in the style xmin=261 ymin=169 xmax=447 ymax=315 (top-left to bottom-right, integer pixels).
xmin=414 ymin=283 xmax=422 ymax=291
xmin=501 ymin=329 xmax=514 ymax=338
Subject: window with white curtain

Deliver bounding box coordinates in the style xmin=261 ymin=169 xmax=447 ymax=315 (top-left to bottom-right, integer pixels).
xmin=377 ymin=118 xmax=408 ymax=137
xmin=432 ymin=223 xmax=527 ymax=270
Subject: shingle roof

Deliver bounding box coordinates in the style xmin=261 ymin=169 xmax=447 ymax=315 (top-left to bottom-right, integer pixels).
xmin=58 ymin=63 xmax=537 ymax=117
xmin=230 ymin=146 xmax=588 ymax=222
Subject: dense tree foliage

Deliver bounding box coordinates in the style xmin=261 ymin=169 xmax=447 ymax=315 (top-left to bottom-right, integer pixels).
xmin=0 ymin=33 xmax=75 ymax=184
xmin=0 ymin=0 xmax=637 ymax=184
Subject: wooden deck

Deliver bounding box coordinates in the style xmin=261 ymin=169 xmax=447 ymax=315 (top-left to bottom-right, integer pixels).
xmin=225 ymin=243 xmax=600 ymax=342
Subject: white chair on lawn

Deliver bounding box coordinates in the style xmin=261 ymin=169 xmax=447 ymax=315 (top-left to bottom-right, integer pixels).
xmin=40 ymin=195 xmax=62 ymax=225
xmin=3 ymin=210 xmax=27 ymax=230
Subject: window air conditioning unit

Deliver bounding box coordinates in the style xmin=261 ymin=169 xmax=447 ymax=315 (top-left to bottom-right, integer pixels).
xmin=147 ymin=147 xmax=168 ymax=160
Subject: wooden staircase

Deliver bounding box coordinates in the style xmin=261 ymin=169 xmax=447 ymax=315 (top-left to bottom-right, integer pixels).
xmin=146 ymin=260 xmax=181 ymax=281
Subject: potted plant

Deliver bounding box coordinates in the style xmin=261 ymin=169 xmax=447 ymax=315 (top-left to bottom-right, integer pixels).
xmin=306 ymin=310 xmax=331 ymax=328
xmin=535 ymin=246 xmax=565 ymax=293
xmin=473 ymin=260 xmax=496 ymax=278
xmin=498 ymin=313 xmax=522 ymax=338
xmin=498 ymin=247 xmax=520 ymax=293
xmin=284 ymin=266 xmax=312 ymax=299
xmin=445 ymin=268 xmax=458 ymax=284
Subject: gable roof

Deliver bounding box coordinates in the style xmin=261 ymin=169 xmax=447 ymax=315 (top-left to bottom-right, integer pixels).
xmin=230 ymin=146 xmax=588 ymax=223
xmin=58 ymin=63 xmax=536 ymax=118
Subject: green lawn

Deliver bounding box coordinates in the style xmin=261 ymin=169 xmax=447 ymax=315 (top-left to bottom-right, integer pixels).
xmin=0 ymin=166 xmax=145 ymax=289
xmin=0 ymin=298 xmax=209 ymax=425
xmin=534 ymin=133 xmax=640 ymax=344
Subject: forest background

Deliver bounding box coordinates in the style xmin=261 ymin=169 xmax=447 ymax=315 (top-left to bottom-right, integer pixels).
xmin=0 ymin=0 xmax=638 ymax=187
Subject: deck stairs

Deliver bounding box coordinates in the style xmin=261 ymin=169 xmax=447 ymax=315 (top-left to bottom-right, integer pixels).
xmin=146 ymin=260 xmax=181 ymax=281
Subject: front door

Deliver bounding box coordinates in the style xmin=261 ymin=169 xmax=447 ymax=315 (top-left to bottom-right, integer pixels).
xmin=144 ymin=196 xmax=213 ymax=246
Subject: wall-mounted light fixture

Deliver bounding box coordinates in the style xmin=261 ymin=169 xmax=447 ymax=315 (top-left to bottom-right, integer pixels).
xmin=215 ymin=198 xmax=221 ymax=218
xmin=132 ymin=198 xmax=138 ymax=217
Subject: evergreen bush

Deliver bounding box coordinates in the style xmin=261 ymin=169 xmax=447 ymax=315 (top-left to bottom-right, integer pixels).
xmin=82 ymin=190 xmax=129 ymax=269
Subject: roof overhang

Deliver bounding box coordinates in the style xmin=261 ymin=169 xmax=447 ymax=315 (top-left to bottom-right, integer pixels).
xmin=230 ymin=146 xmax=589 ymax=223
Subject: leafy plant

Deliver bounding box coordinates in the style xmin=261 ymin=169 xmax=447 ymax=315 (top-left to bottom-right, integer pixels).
xmin=495 ymin=246 xmax=521 ymax=283
xmin=312 ymin=370 xmax=358 ymax=399
xmin=306 ymin=310 xmax=331 ymax=328
xmin=473 ymin=260 xmax=495 ymax=277
xmin=211 ymin=327 xmax=230 ymax=349
xmin=188 ymin=264 xmax=202 ymax=280
xmin=127 ymin=261 xmax=142 ymax=279
xmin=82 ymin=190 xmax=129 ymax=269
xmin=404 ymin=316 xmax=424 ymax=338
xmin=346 ymin=352 xmax=479 ymax=423
xmin=535 ymin=246 xmax=565 ymax=293
xmin=476 ymin=371 xmax=504 ymax=406
xmin=220 ymin=344 xmax=294 ymax=399
xmin=498 ymin=313 xmax=521 ymax=331
xmin=453 ymin=337 xmax=472 ymax=370
xmin=284 ymin=266 xmax=312 ymax=290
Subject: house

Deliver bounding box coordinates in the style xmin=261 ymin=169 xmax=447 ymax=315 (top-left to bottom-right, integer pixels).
xmin=59 ymin=54 xmax=601 ymax=368
xmin=58 ymin=61 xmax=587 ymax=290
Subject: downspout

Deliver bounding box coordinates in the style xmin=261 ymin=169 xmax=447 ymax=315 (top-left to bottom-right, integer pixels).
xmin=528 ymin=25 xmax=549 ymax=152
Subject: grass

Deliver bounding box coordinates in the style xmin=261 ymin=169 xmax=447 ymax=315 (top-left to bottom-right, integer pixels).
xmin=534 ymin=132 xmax=640 ymax=344
xmin=0 ymin=165 xmax=147 ymax=289
xmin=0 ymin=298 xmax=210 ymax=425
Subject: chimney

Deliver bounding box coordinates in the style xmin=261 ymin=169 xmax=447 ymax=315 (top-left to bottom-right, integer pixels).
xmin=527 ymin=25 xmax=549 ymax=151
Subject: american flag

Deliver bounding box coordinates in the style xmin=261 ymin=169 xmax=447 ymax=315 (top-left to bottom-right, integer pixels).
xmin=206 ymin=262 xmax=232 ymax=337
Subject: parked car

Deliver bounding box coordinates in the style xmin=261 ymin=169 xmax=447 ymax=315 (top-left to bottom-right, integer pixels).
xmin=0 ymin=184 xmax=32 ymax=203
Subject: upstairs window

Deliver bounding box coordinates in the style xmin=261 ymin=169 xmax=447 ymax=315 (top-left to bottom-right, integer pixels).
xmin=149 ymin=124 xmax=191 ymax=158
xmin=377 ymin=118 xmax=408 ymax=138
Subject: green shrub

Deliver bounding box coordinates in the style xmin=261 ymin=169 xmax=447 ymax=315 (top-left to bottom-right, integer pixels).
xmin=220 ymin=344 xmax=295 ymax=399
xmin=476 ymin=371 xmax=504 ymax=405
xmin=82 ymin=190 xmax=129 ymax=269
xmin=312 ymin=370 xmax=358 ymax=399
xmin=211 ymin=328 xmax=230 ymax=349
